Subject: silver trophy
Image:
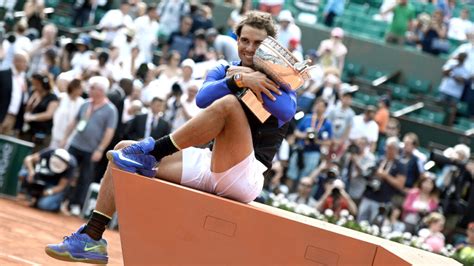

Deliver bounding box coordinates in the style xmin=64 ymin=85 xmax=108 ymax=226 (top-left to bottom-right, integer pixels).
xmin=240 ymin=36 xmax=316 ymax=123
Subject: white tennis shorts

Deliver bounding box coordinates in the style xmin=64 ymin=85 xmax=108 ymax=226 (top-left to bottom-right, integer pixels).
xmin=180 ymin=147 xmax=267 ymax=203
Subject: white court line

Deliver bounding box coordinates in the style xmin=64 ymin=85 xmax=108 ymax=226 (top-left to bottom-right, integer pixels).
xmin=0 ymin=252 xmax=41 ymax=266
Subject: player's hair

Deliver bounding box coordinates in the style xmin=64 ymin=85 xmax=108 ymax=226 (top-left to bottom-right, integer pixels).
xmin=235 ymin=11 xmax=276 ymax=38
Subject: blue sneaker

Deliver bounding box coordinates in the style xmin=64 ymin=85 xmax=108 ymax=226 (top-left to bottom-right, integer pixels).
xmin=45 ymin=225 xmax=108 ymax=264
xmin=121 ymin=136 xmax=155 ymax=155
xmin=106 ymin=151 xmax=157 ymax=177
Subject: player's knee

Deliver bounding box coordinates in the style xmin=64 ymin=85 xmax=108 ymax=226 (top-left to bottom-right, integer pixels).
xmin=213 ymin=95 xmax=240 ymax=116
xmin=114 ymin=140 xmax=136 ymax=150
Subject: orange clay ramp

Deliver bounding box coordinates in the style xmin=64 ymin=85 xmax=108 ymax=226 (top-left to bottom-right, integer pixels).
xmin=112 ymin=168 xmax=460 ymax=265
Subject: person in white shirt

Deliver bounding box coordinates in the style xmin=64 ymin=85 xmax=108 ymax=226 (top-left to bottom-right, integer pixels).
xmin=28 ymin=24 xmax=58 ymax=77
xmin=156 ymin=0 xmax=190 ymax=40
xmin=50 ymin=79 xmax=85 ymax=148
xmin=0 ymin=51 xmax=29 ymax=135
xmin=447 ymin=9 xmax=473 ymax=41
xmin=205 ymin=28 xmax=239 ymax=62
xmin=276 ymin=10 xmax=302 ymax=50
xmin=178 ymin=58 xmax=195 ymax=94
xmin=98 ymin=2 xmax=133 ymax=45
xmin=170 ymin=81 xmax=202 ymax=131
xmin=134 ymin=5 xmax=159 ymax=63
xmin=70 ymin=36 xmax=93 ymax=77
xmin=317 ymin=27 xmax=348 ymax=73
xmin=349 ymin=106 xmax=379 ymax=152
xmin=1 ymin=20 xmax=32 ymax=70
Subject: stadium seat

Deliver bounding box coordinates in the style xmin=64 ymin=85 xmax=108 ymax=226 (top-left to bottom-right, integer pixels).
xmin=389 ymin=100 xmax=407 ymax=113
xmin=391 ymin=84 xmax=410 ymax=100
xmin=344 ymin=62 xmax=363 ymax=78
xmin=359 ymin=67 xmax=389 ymax=83
xmin=455 ymin=102 xmax=468 ymax=117
xmin=410 ymin=109 xmax=445 ymax=125
xmin=353 ymin=92 xmax=379 ymax=106
xmin=406 ymin=77 xmax=430 ymax=94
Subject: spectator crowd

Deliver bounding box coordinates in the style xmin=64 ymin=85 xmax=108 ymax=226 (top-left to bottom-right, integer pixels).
xmin=0 ymin=0 xmax=473 ymax=258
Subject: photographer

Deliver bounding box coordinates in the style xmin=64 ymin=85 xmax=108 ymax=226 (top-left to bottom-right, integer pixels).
xmin=340 ymin=137 xmax=376 ymax=203
xmin=286 ymin=98 xmax=332 ymax=191
xmin=316 ymin=178 xmax=358 ymax=217
xmin=357 ymin=137 xmax=406 ymax=223
xmin=22 ymin=148 xmax=77 ymax=212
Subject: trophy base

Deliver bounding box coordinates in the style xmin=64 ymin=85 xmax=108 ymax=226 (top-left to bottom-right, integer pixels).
xmin=239 ymin=89 xmax=271 ymax=123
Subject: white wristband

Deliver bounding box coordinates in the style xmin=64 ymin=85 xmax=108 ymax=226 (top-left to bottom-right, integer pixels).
xmin=46 ymin=188 xmax=54 ymax=196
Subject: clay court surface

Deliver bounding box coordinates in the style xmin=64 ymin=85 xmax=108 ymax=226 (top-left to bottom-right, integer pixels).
xmin=0 ymin=197 xmax=123 ymax=265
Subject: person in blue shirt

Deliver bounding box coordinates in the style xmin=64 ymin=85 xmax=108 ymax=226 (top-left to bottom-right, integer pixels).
xmin=45 ymin=11 xmax=297 ymax=264
xmin=286 ymin=98 xmax=332 ymax=191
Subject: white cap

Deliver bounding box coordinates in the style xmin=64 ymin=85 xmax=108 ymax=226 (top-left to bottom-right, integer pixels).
xmin=49 ymin=149 xmax=71 ymax=174
xmin=278 ymin=10 xmax=294 ymax=23
xmin=181 ymin=58 xmax=195 ymax=70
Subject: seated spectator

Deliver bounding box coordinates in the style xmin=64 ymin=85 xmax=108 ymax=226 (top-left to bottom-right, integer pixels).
xmin=421 ymin=10 xmax=449 ymax=55
xmin=22 ymin=148 xmax=77 ymax=212
xmin=357 ymin=137 xmax=406 ymax=222
xmin=22 ymin=73 xmax=59 ymax=151
xmin=402 ymin=173 xmax=439 ymax=232
xmin=288 ymin=176 xmax=318 ymax=207
xmin=317 ymin=28 xmax=347 ymax=73
xmin=1 ymin=20 xmax=32 ymax=70
xmin=418 ymin=212 xmax=446 ymax=253
xmin=382 ymin=205 xmax=406 ymax=233
xmin=456 ymin=222 xmax=474 ymax=250
xmin=438 ymin=52 xmax=469 ymax=106
xmin=286 ymin=99 xmax=332 ymax=190
xmin=124 ymin=97 xmax=170 ymax=140
xmin=383 ymin=0 xmax=415 ymax=45
xmin=405 ymin=14 xmax=430 ymax=48
xmin=447 ymin=9 xmax=473 ymax=41
xmin=50 ymin=79 xmax=84 ymax=149
xmin=349 ymin=106 xmax=379 ymax=152
xmin=316 ymin=178 xmax=358 ymax=217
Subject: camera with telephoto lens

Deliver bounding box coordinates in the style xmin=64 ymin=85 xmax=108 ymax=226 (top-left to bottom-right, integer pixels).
xmin=364 ymin=165 xmax=382 ymax=192
xmin=26 ymin=180 xmax=46 ymax=199
xmin=429 ymin=149 xmax=467 ymax=170
xmin=306 ymin=128 xmax=316 ymax=142
xmin=347 ymin=143 xmax=360 ymax=154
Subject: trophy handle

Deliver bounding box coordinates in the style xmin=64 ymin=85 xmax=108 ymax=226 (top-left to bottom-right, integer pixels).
xmin=300 ymin=65 xmax=320 ymax=81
